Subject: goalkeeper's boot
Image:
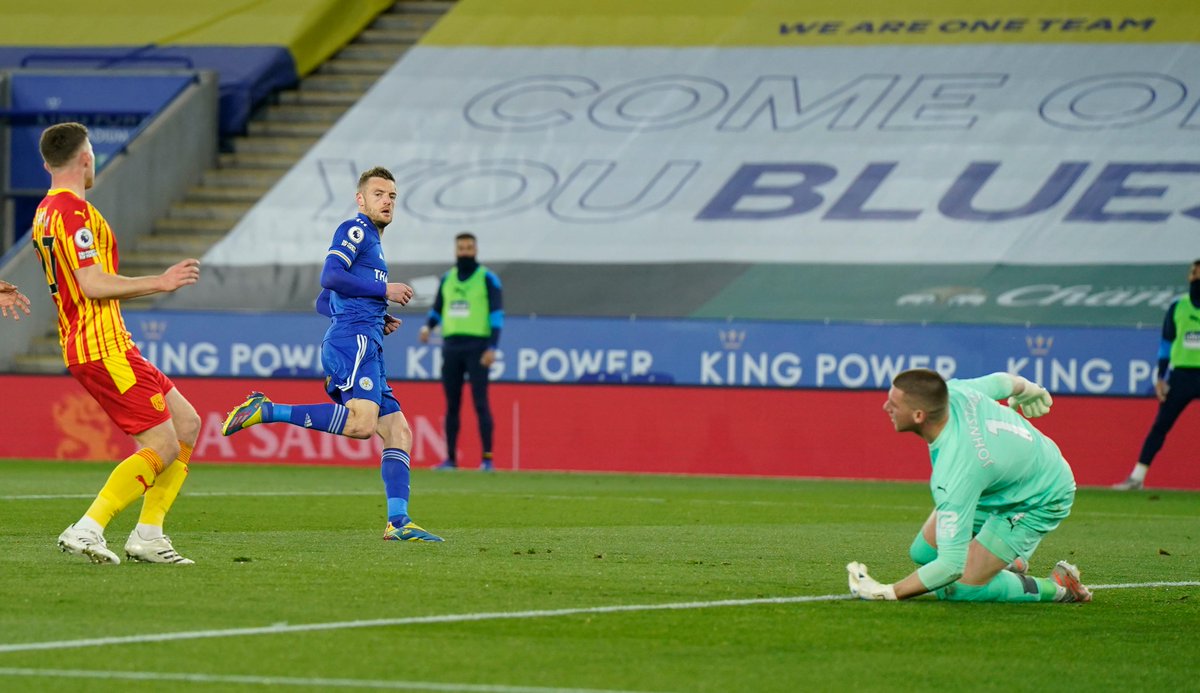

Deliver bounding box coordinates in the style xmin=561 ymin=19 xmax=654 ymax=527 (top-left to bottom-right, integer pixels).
xmin=1111 ymin=476 xmax=1144 ymax=491
xmin=383 ymin=519 xmax=444 ymax=542
xmin=125 ymin=529 xmax=195 ymax=565
xmin=57 ymin=524 xmax=120 ymax=565
xmin=1050 ymin=561 xmax=1093 ymax=603
xmin=1005 ymin=556 xmax=1029 ymax=575
xmin=222 ymin=391 xmax=270 ymax=436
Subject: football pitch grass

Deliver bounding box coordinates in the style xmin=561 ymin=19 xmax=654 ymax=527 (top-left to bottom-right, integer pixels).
xmin=1 ymin=460 xmax=1197 ymax=692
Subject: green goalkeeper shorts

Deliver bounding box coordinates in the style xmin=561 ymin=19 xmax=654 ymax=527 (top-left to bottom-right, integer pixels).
xmin=973 ymin=491 xmax=1074 ymax=564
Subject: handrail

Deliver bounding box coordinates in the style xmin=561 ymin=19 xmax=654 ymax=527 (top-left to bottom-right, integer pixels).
xmin=0 ymin=110 xmax=151 ymax=125
xmin=19 ymin=45 xmax=194 ymax=70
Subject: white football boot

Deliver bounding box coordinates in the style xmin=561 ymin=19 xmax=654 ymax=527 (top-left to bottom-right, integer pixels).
xmin=57 ymin=524 xmax=121 ymax=565
xmin=1111 ymin=477 xmax=1144 ymax=491
xmin=124 ymin=530 xmax=195 ymax=565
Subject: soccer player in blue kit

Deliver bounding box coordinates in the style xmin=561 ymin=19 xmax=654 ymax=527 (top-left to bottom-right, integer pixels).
xmin=845 ymin=368 xmax=1092 ymax=603
xmin=221 ymin=167 xmax=442 ymax=542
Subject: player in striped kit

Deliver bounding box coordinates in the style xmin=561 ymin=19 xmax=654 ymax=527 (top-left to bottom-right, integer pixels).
xmin=34 ymin=122 xmax=201 ymax=565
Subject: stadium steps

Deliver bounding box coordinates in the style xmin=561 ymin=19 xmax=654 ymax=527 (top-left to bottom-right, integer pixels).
xmin=316 ymin=58 xmax=402 ymax=77
xmin=244 ymin=120 xmax=335 ymax=138
xmin=226 ymin=135 xmax=321 ymax=156
xmin=335 ymin=42 xmax=414 ymax=62
xmin=163 ymin=200 xmax=253 ymax=221
xmin=215 ymin=152 xmax=302 ymax=170
xmin=277 ymin=90 xmax=361 ymax=108
xmin=258 ymin=104 xmax=353 ymax=123
xmin=9 ymin=0 xmax=457 ymax=373
xmin=296 ymin=73 xmax=379 ymax=93
xmin=185 ymin=185 xmax=274 ymax=203
xmin=199 ymin=166 xmax=292 ymax=189
xmin=10 ymin=333 xmax=65 ymax=374
xmin=360 ymin=27 xmax=428 ymax=43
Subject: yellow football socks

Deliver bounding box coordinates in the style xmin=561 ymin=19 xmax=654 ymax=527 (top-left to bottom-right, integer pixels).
xmin=138 ymin=441 xmax=192 ymax=528
xmin=84 ymin=448 xmax=164 ymax=528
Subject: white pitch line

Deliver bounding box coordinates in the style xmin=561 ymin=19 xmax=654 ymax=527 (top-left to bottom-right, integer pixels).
xmin=0 ymin=490 xmax=911 ymax=511
xmin=0 ymin=667 xmax=657 ymax=693
xmin=0 ymin=594 xmax=849 ymax=654
xmin=8 ymin=489 xmax=1192 ymax=517
xmin=4 ymin=489 xmax=1194 ymax=520
xmin=5 ymin=489 xmax=1192 ymax=521
xmin=0 ymin=582 xmax=1196 ymax=656
xmin=1090 ymin=581 xmax=1200 ymax=590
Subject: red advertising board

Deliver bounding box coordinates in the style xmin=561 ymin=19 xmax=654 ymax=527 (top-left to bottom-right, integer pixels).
xmin=1 ymin=375 xmax=1196 ymax=489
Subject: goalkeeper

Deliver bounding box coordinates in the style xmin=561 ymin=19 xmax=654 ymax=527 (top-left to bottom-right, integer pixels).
xmin=846 ymin=368 xmax=1093 ymax=603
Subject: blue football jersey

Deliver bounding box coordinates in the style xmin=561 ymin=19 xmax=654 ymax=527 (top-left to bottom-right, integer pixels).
xmin=324 ymin=213 xmax=387 ymax=340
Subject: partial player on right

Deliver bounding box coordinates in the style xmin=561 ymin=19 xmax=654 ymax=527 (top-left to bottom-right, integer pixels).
xmin=1114 ymin=259 xmax=1200 ymax=490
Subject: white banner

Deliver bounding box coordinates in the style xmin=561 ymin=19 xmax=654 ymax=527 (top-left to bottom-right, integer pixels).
xmin=206 ymin=44 xmax=1200 ymax=267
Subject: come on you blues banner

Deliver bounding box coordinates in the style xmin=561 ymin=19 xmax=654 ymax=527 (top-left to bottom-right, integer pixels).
xmin=124 ymin=311 xmax=1160 ymax=397
xmin=205 ymin=0 xmax=1200 ymax=269
xmin=181 ymin=0 xmax=1200 ymax=326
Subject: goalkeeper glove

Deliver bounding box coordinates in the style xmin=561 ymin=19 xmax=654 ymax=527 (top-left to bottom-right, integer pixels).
xmin=846 ymin=561 xmax=898 ymax=601
xmin=1008 ymin=381 xmax=1052 ymax=418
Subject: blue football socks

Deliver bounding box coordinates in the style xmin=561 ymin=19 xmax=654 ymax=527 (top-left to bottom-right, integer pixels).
xmin=262 ymin=402 xmax=348 ymax=435
xmin=382 ymin=448 xmax=411 ymax=525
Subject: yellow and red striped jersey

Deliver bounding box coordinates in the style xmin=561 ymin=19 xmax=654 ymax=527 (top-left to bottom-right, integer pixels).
xmin=31 ymin=189 xmax=134 ymax=366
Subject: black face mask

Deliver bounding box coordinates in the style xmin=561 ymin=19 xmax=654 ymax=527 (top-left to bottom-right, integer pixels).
xmin=1190 ymin=278 xmax=1200 ymax=305
xmin=456 ymin=256 xmax=479 ymax=276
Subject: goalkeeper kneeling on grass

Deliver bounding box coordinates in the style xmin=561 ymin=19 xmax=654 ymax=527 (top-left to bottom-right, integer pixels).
xmin=846 ymin=368 xmax=1093 ymax=604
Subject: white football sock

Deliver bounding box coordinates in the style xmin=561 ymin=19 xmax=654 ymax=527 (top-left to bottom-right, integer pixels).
xmin=135 ymin=523 xmax=164 ymax=540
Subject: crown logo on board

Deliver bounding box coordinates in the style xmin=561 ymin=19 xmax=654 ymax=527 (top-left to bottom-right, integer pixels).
xmin=1025 ymin=335 xmax=1053 ymax=356
xmin=719 ymin=329 xmax=746 ymax=350
xmin=140 ymin=320 xmax=167 ymax=341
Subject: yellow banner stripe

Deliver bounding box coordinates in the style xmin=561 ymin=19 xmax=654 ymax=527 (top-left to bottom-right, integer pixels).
xmin=427 ymin=0 xmax=1199 ymax=46
xmin=0 ymin=0 xmax=389 ymax=76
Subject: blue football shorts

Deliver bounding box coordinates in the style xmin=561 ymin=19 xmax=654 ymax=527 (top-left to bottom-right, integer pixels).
xmin=322 ymin=333 xmax=400 ymax=416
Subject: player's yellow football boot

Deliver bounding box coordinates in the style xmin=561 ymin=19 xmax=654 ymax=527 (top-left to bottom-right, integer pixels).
xmin=222 ymin=391 xmax=270 ymax=436
xmin=383 ymin=520 xmax=444 ymax=542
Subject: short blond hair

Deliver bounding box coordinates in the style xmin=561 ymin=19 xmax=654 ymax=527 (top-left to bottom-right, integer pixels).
xmin=357 ymin=166 xmax=395 ymax=191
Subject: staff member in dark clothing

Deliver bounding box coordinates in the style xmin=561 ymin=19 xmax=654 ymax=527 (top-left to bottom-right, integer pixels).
xmin=1115 ymin=259 xmax=1200 ymax=490
xmin=419 ymin=232 xmax=503 ymax=471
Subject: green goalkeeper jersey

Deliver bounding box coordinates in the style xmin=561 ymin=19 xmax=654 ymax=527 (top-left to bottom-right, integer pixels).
xmin=916 ymin=374 xmax=1076 ymax=590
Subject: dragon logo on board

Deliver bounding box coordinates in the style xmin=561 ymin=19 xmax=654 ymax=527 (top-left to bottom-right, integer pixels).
xmin=54 ymin=393 xmax=122 ymax=460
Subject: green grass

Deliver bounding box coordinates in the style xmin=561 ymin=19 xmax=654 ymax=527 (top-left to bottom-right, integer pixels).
xmin=1 ymin=460 xmax=1197 ymax=692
